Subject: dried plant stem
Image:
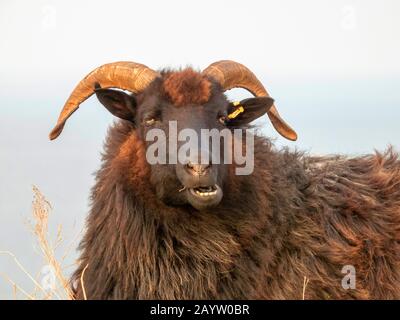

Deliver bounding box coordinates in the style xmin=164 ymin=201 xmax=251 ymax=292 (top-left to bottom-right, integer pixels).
xmin=30 ymin=185 xmax=75 ymax=299
xmin=80 ymin=264 xmax=89 ymax=300
xmin=12 ymin=282 xmax=17 ymax=300
xmin=0 ymin=186 xmax=79 ymax=300
xmin=302 ymin=276 xmax=310 ymax=300
xmin=0 ymin=272 xmax=35 ymax=300
xmin=61 ymin=228 xmax=84 ymax=262
xmin=0 ymin=251 xmax=49 ymax=297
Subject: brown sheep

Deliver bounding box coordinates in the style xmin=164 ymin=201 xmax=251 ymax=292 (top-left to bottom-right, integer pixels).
xmin=50 ymin=60 xmax=400 ymax=299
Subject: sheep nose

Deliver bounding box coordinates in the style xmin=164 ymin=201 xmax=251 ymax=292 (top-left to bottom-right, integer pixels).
xmin=185 ymin=161 xmax=211 ymax=176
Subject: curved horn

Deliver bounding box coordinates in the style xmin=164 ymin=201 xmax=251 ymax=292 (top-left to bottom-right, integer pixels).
xmin=202 ymin=60 xmax=297 ymax=141
xmin=49 ymin=61 xmax=158 ymax=140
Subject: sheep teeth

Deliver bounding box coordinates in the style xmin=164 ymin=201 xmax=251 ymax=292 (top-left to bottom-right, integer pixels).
xmin=193 ymin=188 xmax=217 ymax=197
xmin=194 ymin=190 xmax=217 ymax=197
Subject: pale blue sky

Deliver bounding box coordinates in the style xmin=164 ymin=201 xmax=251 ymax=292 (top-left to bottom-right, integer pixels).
xmin=0 ymin=0 xmax=399 ymax=298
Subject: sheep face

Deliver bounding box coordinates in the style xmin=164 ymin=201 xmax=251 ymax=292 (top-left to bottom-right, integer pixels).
xmin=94 ymin=69 xmax=274 ymax=210
xmin=50 ymin=61 xmax=297 ymax=210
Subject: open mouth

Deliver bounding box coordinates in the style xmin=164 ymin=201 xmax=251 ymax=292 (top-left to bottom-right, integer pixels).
xmin=186 ymin=184 xmax=223 ymax=210
xmin=189 ymin=185 xmax=218 ymax=197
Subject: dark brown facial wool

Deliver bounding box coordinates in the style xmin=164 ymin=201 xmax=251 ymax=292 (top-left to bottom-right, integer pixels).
xmin=71 ymin=118 xmax=400 ymax=299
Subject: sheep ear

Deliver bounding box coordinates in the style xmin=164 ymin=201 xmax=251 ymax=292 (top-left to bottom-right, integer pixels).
xmin=226 ymin=97 xmax=274 ymax=126
xmin=95 ymin=88 xmax=137 ymax=121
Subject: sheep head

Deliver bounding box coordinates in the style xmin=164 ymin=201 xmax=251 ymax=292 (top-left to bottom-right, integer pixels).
xmin=50 ymin=60 xmax=297 ymax=210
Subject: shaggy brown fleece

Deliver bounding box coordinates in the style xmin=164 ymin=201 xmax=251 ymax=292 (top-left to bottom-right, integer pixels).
xmin=71 ymin=120 xmax=400 ymax=299
xmin=162 ymin=68 xmax=211 ymax=107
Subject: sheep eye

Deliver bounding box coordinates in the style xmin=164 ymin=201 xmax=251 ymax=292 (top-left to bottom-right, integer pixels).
xmin=218 ymin=116 xmax=227 ymax=125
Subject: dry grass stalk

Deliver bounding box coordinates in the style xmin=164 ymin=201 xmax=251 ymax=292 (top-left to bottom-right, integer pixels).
xmin=0 ymin=272 xmax=35 ymax=300
xmin=30 ymin=185 xmax=75 ymax=300
xmin=0 ymin=186 xmax=82 ymax=299
xmin=80 ymin=264 xmax=89 ymax=300
xmin=0 ymin=250 xmax=47 ymax=295
xmin=302 ymin=276 xmax=310 ymax=300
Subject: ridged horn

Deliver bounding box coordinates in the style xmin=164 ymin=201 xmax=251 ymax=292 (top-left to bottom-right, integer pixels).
xmin=49 ymin=61 xmax=158 ymax=140
xmin=202 ymin=60 xmax=297 ymax=141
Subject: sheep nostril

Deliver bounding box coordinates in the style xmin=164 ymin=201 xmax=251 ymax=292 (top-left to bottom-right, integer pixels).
xmin=185 ymin=162 xmax=211 ymax=175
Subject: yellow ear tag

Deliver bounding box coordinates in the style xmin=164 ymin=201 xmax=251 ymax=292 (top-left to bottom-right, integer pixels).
xmin=227 ymin=102 xmax=244 ymax=119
